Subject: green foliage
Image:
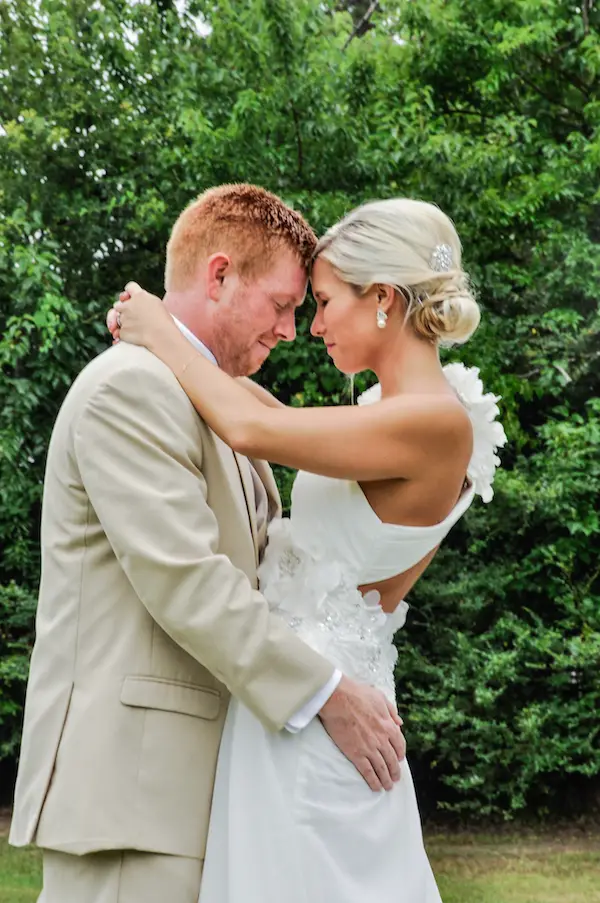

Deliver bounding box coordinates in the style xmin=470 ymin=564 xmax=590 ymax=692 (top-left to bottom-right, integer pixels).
xmin=0 ymin=584 xmax=36 ymax=761
xmin=0 ymin=0 xmax=599 ymax=816
xmin=400 ymin=418 xmax=600 ymax=816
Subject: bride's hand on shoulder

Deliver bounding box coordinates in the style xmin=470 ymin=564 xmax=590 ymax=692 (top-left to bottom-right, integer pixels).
xmin=106 ymin=282 xmax=177 ymax=354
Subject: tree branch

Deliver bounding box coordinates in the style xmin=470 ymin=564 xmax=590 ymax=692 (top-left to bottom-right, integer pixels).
xmin=343 ymin=0 xmax=379 ymax=51
xmin=290 ymin=103 xmax=304 ymax=179
xmin=529 ymin=50 xmax=594 ymax=101
xmin=441 ymin=104 xmax=491 ymax=122
xmin=582 ymin=0 xmax=594 ymax=35
xmin=517 ymin=368 xmax=542 ymax=380
xmin=516 ymin=71 xmax=586 ymax=125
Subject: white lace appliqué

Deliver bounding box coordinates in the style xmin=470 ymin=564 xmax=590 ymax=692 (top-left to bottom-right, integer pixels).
xmin=358 ymin=362 xmax=507 ymax=503
xmin=258 ymin=519 xmax=406 ymax=703
xmin=257 ymin=363 xmax=505 ymax=703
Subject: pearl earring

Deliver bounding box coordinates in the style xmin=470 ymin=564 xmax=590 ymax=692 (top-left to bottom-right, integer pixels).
xmin=377 ymin=308 xmax=388 ymax=329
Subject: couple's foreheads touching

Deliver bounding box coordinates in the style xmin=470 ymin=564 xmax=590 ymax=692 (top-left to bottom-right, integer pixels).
xmin=160 ymin=183 xmax=480 ymax=380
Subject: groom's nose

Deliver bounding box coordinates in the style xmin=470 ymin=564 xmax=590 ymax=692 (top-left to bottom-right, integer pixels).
xmin=274 ymin=307 xmax=296 ymax=342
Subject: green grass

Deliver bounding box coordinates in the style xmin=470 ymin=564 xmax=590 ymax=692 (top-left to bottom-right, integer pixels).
xmin=1 ymin=834 xmax=600 ymax=902
xmin=0 ymin=839 xmax=41 ymax=903
xmin=428 ymin=833 xmax=600 ymax=903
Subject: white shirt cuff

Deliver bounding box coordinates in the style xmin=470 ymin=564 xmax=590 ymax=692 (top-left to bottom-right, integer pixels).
xmin=284 ymin=669 xmax=342 ymax=733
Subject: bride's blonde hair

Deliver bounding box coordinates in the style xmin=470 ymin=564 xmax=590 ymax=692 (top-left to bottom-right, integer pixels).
xmin=314 ymin=198 xmax=480 ymax=345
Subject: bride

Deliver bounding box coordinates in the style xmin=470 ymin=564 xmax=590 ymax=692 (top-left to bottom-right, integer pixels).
xmin=109 ymin=197 xmax=506 ymax=902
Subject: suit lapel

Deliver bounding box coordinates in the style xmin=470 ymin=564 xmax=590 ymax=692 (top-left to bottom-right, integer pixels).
xmin=250 ymin=457 xmax=282 ymax=521
xmin=207 ymin=434 xmax=283 ymax=567
xmin=211 ymin=434 xmax=258 ymax=564
xmin=233 ymin=451 xmax=259 ymax=561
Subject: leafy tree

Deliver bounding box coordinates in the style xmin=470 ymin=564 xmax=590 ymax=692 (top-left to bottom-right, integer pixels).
xmin=0 ymin=0 xmax=598 ymax=817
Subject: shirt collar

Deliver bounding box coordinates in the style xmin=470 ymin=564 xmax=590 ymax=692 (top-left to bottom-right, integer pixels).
xmin=172 ymin=316 xmax=218 ymax=366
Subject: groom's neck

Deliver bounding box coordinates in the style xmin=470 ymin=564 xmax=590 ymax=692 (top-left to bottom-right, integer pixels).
xmin=163 ymin=292 xmax=218 ymax=359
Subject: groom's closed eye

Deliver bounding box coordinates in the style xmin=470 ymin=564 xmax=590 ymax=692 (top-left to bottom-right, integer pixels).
xmin=273 ymin=299 xmax=295 ymax=313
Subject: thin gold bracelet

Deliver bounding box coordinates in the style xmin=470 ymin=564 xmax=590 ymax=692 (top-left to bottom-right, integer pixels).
xmin=179 ymin=354 xmax=198 ymax=378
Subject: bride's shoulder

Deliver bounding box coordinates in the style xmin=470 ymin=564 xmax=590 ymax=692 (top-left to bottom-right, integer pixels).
xmin=358 ymin=382 xmax=472 ymax=444
xmin=413 ymin=394 xmax=473 ymax=455
xmin=356 ymin=364 xmax=507 ymax=499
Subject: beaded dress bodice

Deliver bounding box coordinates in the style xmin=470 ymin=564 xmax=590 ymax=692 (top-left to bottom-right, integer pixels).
xmin=257 ymin=472 xmax=474 ymax=702
xmin=257 ymin=364 xmax=507 ymax=703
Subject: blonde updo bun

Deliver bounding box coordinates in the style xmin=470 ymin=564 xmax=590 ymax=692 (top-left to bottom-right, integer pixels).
xmin=315 ymin=198 xmax=481 ymax=346
xmin=411 ymin=276 xmax=480 ymax=346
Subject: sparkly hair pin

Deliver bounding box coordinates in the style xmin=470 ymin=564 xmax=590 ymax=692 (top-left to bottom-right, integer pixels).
xmin=430 ymin=243 xmax=453 ymax=272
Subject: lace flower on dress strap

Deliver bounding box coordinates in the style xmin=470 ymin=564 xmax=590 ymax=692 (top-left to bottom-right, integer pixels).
xmin=356 ymin=363 xmax=507 ymax=503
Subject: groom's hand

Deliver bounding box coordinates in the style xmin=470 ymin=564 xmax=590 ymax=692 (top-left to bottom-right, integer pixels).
xmin=318 ymin=675 xmax=405 ymax=792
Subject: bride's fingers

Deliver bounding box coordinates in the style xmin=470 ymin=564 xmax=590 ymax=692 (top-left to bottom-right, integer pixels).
xmin=119 ymin=290 xmax=131 ymax=302
xmin=106 ymin=307 xmax=119 ymax=335
xmin=124 ymin=280 xmax=143 ymax=296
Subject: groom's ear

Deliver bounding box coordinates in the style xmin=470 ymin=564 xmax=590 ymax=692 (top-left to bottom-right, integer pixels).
xmin=207 ymin=253 xmax=232 ymax=302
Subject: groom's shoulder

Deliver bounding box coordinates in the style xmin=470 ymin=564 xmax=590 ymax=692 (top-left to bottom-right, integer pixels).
xmin=63 ymin=343 xmax=193 ymax=420
xmin=75 ymin=343 xmax=179 ymax=393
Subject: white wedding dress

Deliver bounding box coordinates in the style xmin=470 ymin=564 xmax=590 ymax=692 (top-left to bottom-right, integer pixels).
xmin=198 ymin=365 xmax=506 ymax=903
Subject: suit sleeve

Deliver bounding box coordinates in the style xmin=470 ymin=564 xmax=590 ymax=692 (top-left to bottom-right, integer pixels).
xmin=73 ymin=362 xmax=334 ymax=732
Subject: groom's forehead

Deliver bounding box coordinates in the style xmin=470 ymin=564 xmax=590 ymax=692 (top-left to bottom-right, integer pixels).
xmin=259 ymin=261 xmax=308 ymax=300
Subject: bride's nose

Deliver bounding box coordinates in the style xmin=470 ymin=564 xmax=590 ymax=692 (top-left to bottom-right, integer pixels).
xmin=310 ymin=309 xmax=324 ymax=337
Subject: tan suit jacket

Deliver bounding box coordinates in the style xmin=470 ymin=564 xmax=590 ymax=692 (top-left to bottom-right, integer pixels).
xmin=9 ymin=342 xmax=333 ymax=859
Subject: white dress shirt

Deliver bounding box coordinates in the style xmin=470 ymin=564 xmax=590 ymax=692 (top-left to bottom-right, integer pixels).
xmin=173 ymin=318 xmax=342 ymax=731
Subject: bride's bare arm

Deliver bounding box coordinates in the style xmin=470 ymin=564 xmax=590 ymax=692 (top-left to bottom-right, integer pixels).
xmin=237 ymin=378 xmax=285 ymax=409
xmin=113 ymin=288 xmax=471 ymax=482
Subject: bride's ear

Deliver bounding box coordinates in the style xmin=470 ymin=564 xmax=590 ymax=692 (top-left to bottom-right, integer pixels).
xmin=374 ymin=283 xmax=396 ymax=315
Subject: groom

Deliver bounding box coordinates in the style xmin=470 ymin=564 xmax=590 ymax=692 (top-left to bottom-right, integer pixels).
xmin=10 ymin=184 xmax=405 ymax=903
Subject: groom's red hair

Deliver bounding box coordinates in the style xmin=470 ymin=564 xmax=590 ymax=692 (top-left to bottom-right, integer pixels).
xmin=165 ymin=184 xmax=317 ymax=291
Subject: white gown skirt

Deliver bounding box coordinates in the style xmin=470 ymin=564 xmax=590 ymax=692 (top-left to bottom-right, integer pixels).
xmin=198 ymin=698 xmax=442 ymax=903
